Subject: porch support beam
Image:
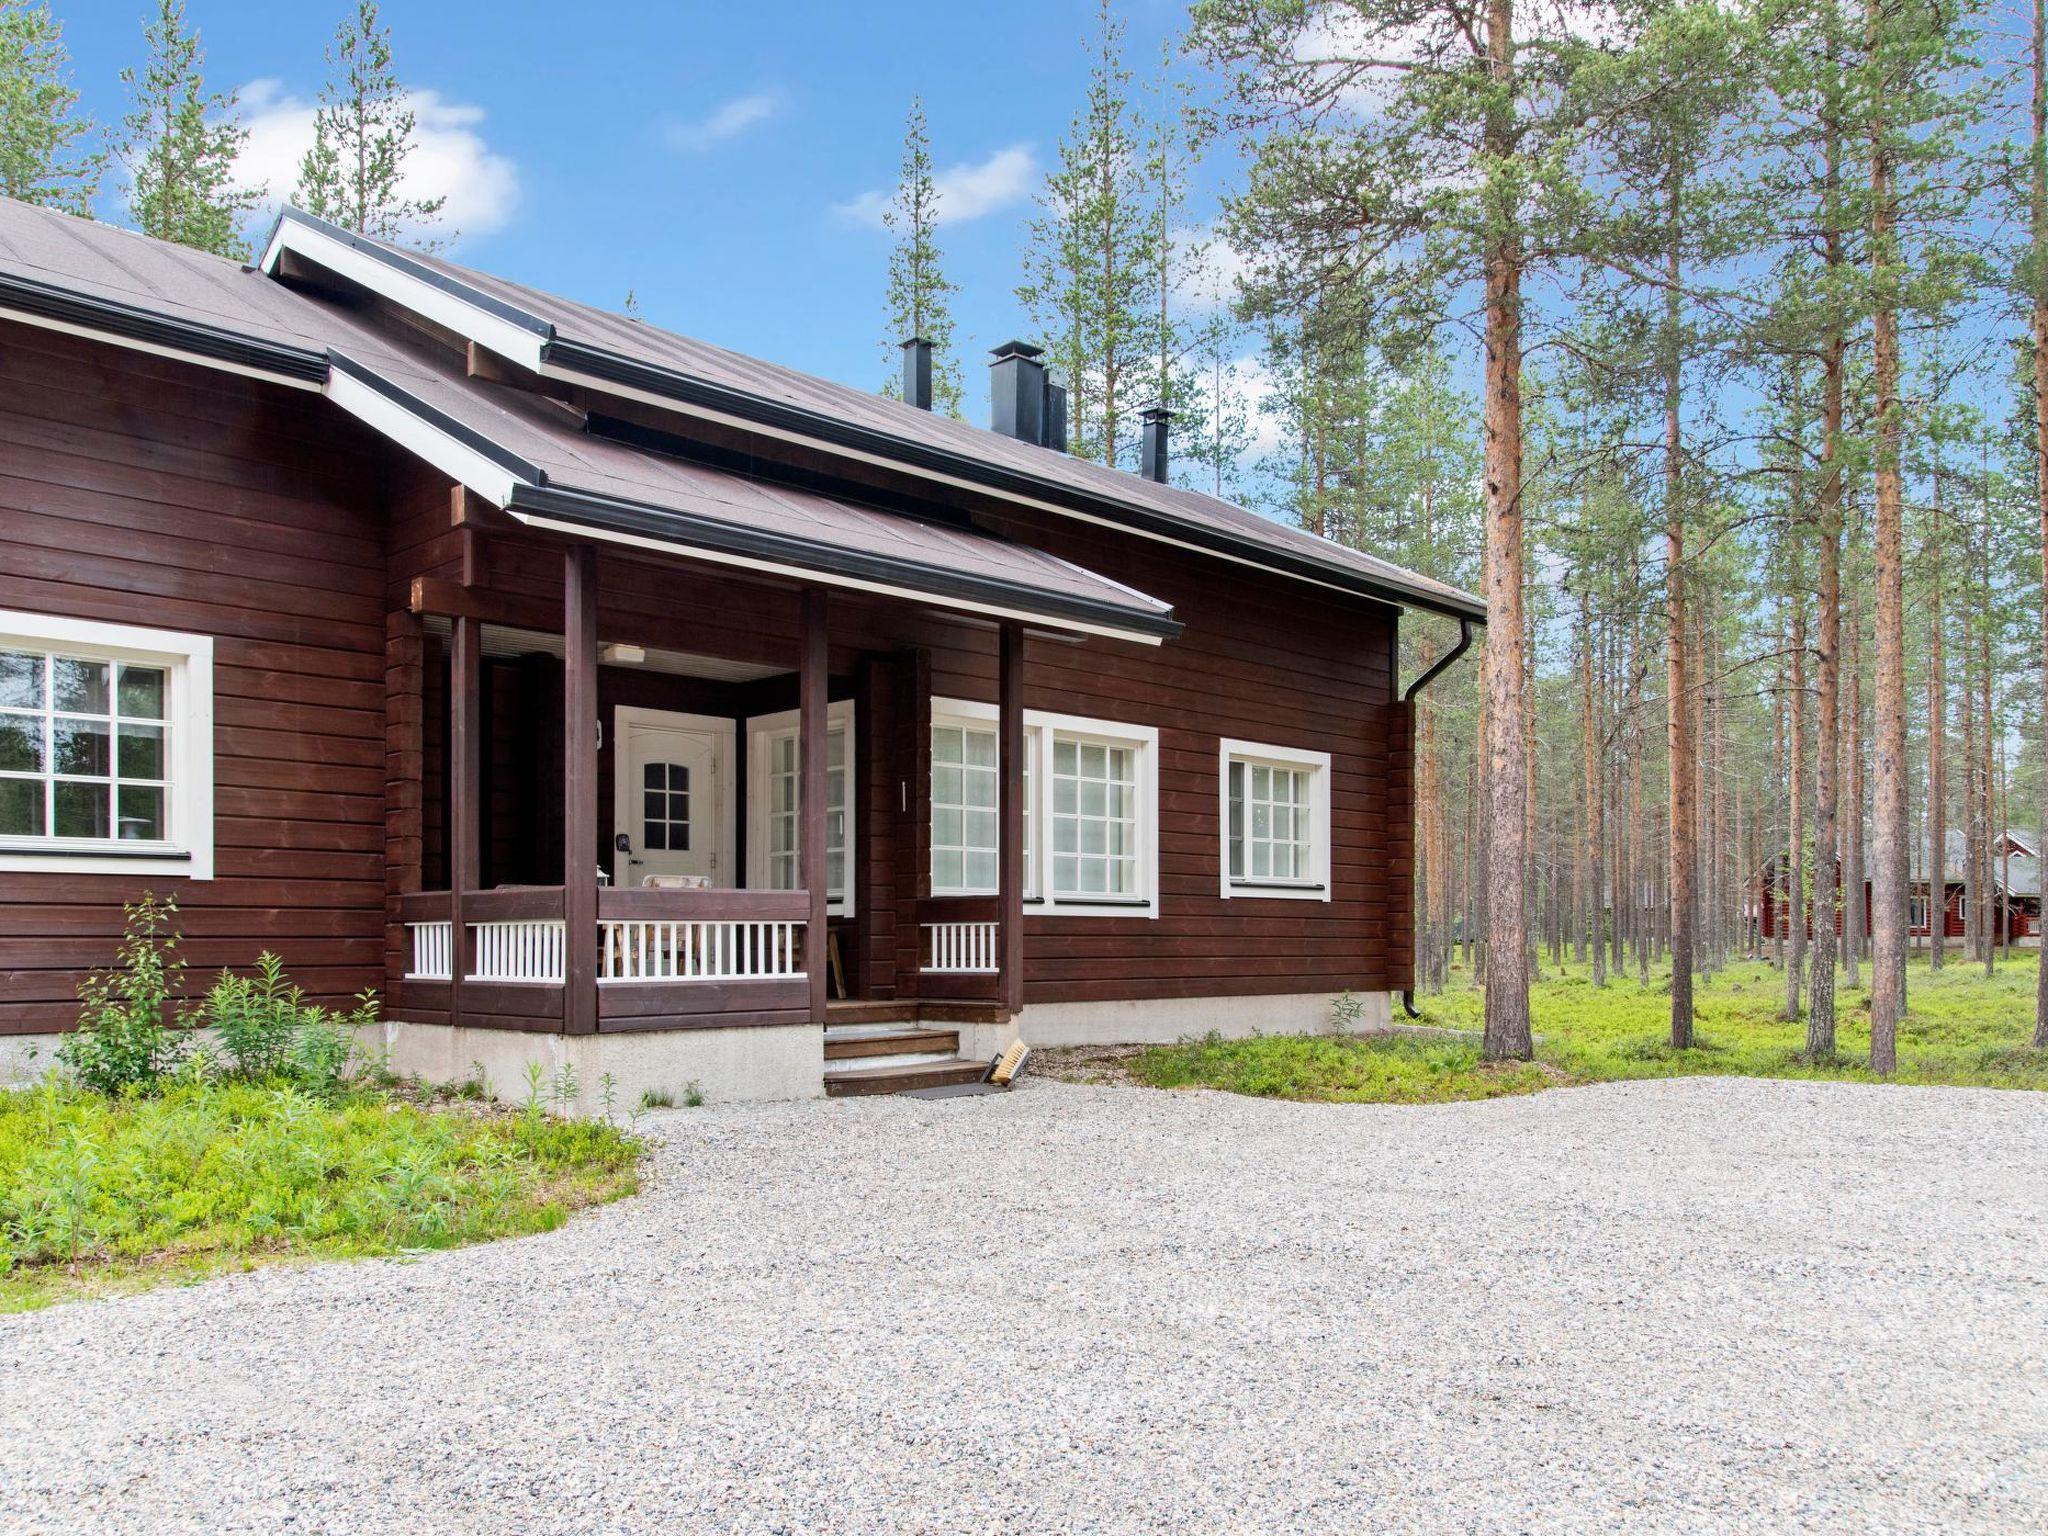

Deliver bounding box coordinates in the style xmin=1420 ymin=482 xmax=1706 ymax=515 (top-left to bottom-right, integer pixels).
xmin=448 ymin=614 xmax=481 ymax=1028
xmin=997 ymin=622 xmax=1026 ymax=1014
xmin=563 ymin=545 xmax=600 ymax=1035
xmin=801 ymin=588 xmax=829 ymax=1026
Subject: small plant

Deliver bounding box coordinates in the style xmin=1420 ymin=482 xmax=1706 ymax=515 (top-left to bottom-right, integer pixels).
xmin=1329 ymin=991 xmax=1365 ymax=1035
xmin=549 ymin=1061 xmax=580 ymax=1112
xmin=683 ymin=1080 xmax=705 ymax=1108
xmin=520 ymin=1060 xmax=547 ymax=1117
xmin=597 ymin=1072 xmax=619 ymax=1125
xmin=60 ymin=895 xmax=189 ymax=1095
xmin=199 ymin=953 xmax=372 ymax=1095
xmin=458 ymin=1061 xmax=490 ymax=1102
xmin=637 ymin=1088 xmax=676 ymax=1111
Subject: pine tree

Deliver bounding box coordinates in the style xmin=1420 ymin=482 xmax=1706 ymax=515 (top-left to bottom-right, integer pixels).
xmin=1020 ymin=0 xmax=1159 ymax=468
xmin=0 ymin=0 xmax=104 ymax=213
xmin=879 ymin=98 xmax=963 ymax=415
xmin=2031 ymin=0 xmax=2048 ymax=1048
xmin=295 ymin=1 xmax=446 ymax=246
xmin=117 ymin=0 xmax=259 ymax=259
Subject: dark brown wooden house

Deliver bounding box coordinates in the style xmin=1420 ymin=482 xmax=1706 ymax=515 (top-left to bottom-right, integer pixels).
xmin=0 ymin=200 xmax=1479 ymax=1104
xmin=1753 ymin=830 xmax=2040 ymax=950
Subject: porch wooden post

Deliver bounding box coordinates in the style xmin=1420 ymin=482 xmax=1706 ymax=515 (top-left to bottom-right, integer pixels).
xmin=801 ymin=589 xmax=829 ymax=1025
xmin=997 ymin=622 xmax=1026 ymax=1014
xmin=449 ymin=615 xmax=480 ymax=1028
xmin=563 ymin=545 xmax=599 ymax=1035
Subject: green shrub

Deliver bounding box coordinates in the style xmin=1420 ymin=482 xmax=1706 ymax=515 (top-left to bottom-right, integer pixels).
xmin=199 ymin=951 xmax=375 ymax=1095
xmin=59 ymin=895 xmax=189 ymax=1095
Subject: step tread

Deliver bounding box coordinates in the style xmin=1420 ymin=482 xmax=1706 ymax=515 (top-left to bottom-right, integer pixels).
xmin=824 ymin=1058 xmax=990 ymax=1096
xmin=823 ymin=1028 xmax=960 ymax=1060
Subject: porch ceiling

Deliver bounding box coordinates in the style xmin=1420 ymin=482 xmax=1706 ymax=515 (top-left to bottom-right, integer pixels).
xmin=419 ymin=617 xmax=785 ymax=683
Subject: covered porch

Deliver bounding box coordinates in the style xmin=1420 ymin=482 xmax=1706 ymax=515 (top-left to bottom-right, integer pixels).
xmin=384 ymin=498 xmax=1120 ymax=1073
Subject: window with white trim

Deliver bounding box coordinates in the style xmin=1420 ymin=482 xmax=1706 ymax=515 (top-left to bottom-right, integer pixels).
xmin=1218 ymin=739 xmax=1331 ymax=901
xmin=747 ymin=700 xmax=854 ymax=915
xmin=930 ymin=700 xmax=1156 ymax=917
xmin=0 ymin=611 xmax=213 ymax=878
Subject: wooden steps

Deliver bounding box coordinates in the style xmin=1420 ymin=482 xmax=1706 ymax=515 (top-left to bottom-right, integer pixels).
xmin=823 ymin=1027 xmax=960 ymax=1062
xmin=824 ymin=1057 xmax=991 ymax=1096
xmin=822 ymin=1022 xmax=988 ymax=1096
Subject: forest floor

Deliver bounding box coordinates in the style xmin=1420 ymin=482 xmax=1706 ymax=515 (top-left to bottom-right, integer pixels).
xmin=1110 ymin=953 xmax=2048 ymax=1104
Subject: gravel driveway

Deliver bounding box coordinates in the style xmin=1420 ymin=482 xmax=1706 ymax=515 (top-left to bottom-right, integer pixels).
xmin=3 ymin=1076 xmax=2044 ymax=1535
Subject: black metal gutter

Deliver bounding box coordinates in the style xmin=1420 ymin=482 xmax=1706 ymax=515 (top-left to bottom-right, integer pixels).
xmin=505 ymin=482 xmax=1185 ymax=643
xmin=1399 ymin=617 xmax=1475 ymax=1021
xmin=0 ymin=271 xmax=328 ymax=384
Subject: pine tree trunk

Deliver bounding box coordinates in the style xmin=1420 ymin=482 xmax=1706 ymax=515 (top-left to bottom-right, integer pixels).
xmin=1786 ymin=592 xmax=1807 ymax=1020
xmin=1845 ymin=575 xmax=1866 ymax=985
xmin=1808 ymin=353 xmax=1844 ymax=1053
xmin=1868 ymin=38 xmax=1908 ymax=1072
xmin=1927 ymin=461 xmax=1946 ymax=969
xmin=1664 ymin=169 xmax=1695 ymax=1042
xmin=2034 ymin=0 xmax=2048 ymax=1040
xmin=1478 ymin=0 xmax=1531 ymax=1061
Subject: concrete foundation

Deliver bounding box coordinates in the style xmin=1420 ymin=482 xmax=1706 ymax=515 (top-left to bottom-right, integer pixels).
xmin=360 ymin=1019 xmax=824 ymax=1114
xmin=1010 ymin=990 xmax=1391 ymax=1050
xmin=0 ymin=1033 xmax=66 ymax=1086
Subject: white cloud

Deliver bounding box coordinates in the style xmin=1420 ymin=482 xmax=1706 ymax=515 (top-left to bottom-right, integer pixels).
xmin=237 ymin=78 xmax=521 ymax=243
xmin=663 ymin=92 xmax=782 ymax=153
xmin=1173 ymin=224 xmax=1253 ymax=314
xmin=834 ymin=143 xmax=1036 ymax=228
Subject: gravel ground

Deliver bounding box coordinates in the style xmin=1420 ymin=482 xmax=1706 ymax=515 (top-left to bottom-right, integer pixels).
xmin=3 ymin=1076 xmax=2044 ymax=1535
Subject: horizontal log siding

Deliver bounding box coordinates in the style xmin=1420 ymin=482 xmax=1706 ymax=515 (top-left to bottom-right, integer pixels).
xmin=393 ymin=504 xmax=1409 ymax=1009
xmin=0 ymin=322 xmax=389 ymax=1034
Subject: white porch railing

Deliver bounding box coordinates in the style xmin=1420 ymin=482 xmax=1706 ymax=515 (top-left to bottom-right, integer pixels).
xmin=405 ymin=921 xmax=453 ymax=981
xmin=471 ymin=920 xmax=567 ymax=983
xmin=923 ymin=920 xmax=999 ymax=974
xmin=600 ymin=919 xmax=804 ymax=982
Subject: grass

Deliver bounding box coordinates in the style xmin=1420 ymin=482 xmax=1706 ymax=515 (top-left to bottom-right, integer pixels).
xmin=1129 ymin=952 xmax=2048 ymax=1105
xmin=0 ymin=1074 xmax=642 ymax=1312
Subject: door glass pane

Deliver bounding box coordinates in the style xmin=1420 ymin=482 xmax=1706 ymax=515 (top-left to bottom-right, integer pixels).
xmin=0 ymin=778 xmax=43 ymax=836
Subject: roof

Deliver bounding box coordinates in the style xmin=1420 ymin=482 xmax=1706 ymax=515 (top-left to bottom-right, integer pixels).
xmin=0 ymin=198 xmax=1175 ymax=642
xmin=258 ymin=207 xmax=1485 ymax=623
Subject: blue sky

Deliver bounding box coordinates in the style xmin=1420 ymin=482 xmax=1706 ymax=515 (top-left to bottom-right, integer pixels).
xmin=58 ymin=0 xmax=1225 ymax=416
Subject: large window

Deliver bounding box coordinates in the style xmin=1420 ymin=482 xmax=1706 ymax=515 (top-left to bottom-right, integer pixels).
xmin=1218 ymin=739 xmax=1330 ymax=901
xmin=930 ymin=700 xmax=1155 ymax=917
xmin=0 ymin=612 xmax=213 ymax=878
xmin=748 ymin=701 xmax=853 ymax=914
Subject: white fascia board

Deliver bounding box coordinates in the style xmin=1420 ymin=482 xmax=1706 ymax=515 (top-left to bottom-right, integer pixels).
xmin=506 ymin=509 xmax=1166 ymax=647
xmin=0 ymin=304 xmax=323 ymax=391
xmin=325 ymin=365 xmax=525 ymax=507
xmin=262 ymin=219 xmax=547 ymax=372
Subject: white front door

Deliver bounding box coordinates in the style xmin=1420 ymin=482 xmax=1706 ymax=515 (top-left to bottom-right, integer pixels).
xmin=612 ymin=708 xmax=733 ymax=885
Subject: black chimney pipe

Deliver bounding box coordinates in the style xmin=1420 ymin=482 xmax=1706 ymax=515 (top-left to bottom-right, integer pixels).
xmin=1140 ymin=405 xmax=1172 ymax=483
xmin=989 ymin=340 xmax=1046 ymax=445
xmin=1043 ymin=379 xmax=1069 ymax=453
xmin=900 ymin=337 xmax=933 ymax=411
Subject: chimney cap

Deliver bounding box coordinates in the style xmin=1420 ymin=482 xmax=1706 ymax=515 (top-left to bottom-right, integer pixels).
xmin=899 ymin=335 xmax=933 ymax=349
xmin=990 ymin=339 xmax=1045 ymax=361
xmin=1141 ymin=403 xmax=1173 ymax=423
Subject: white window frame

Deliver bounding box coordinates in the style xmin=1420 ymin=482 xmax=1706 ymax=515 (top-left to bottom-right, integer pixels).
xmin=746 ymin=699 xmax=855 ymax=917
xmin=0 ymin=610 xmax=214 ymax=879
xmin=1218 ymin=738 xmax=1331 ymax=902
xmin=932 ymin=698 xmax=1158 ymax=919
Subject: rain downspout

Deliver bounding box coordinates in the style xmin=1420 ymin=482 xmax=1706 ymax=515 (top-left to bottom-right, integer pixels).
xmin=1399 ymin=617 xmax=1474 ymax=1021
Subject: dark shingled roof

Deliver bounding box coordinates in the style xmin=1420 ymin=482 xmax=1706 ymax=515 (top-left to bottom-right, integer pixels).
xmin=0 ymin=198 xmax=1177 ymax=641
xmin=260 ymin=207 xmax=1484 ymax=623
